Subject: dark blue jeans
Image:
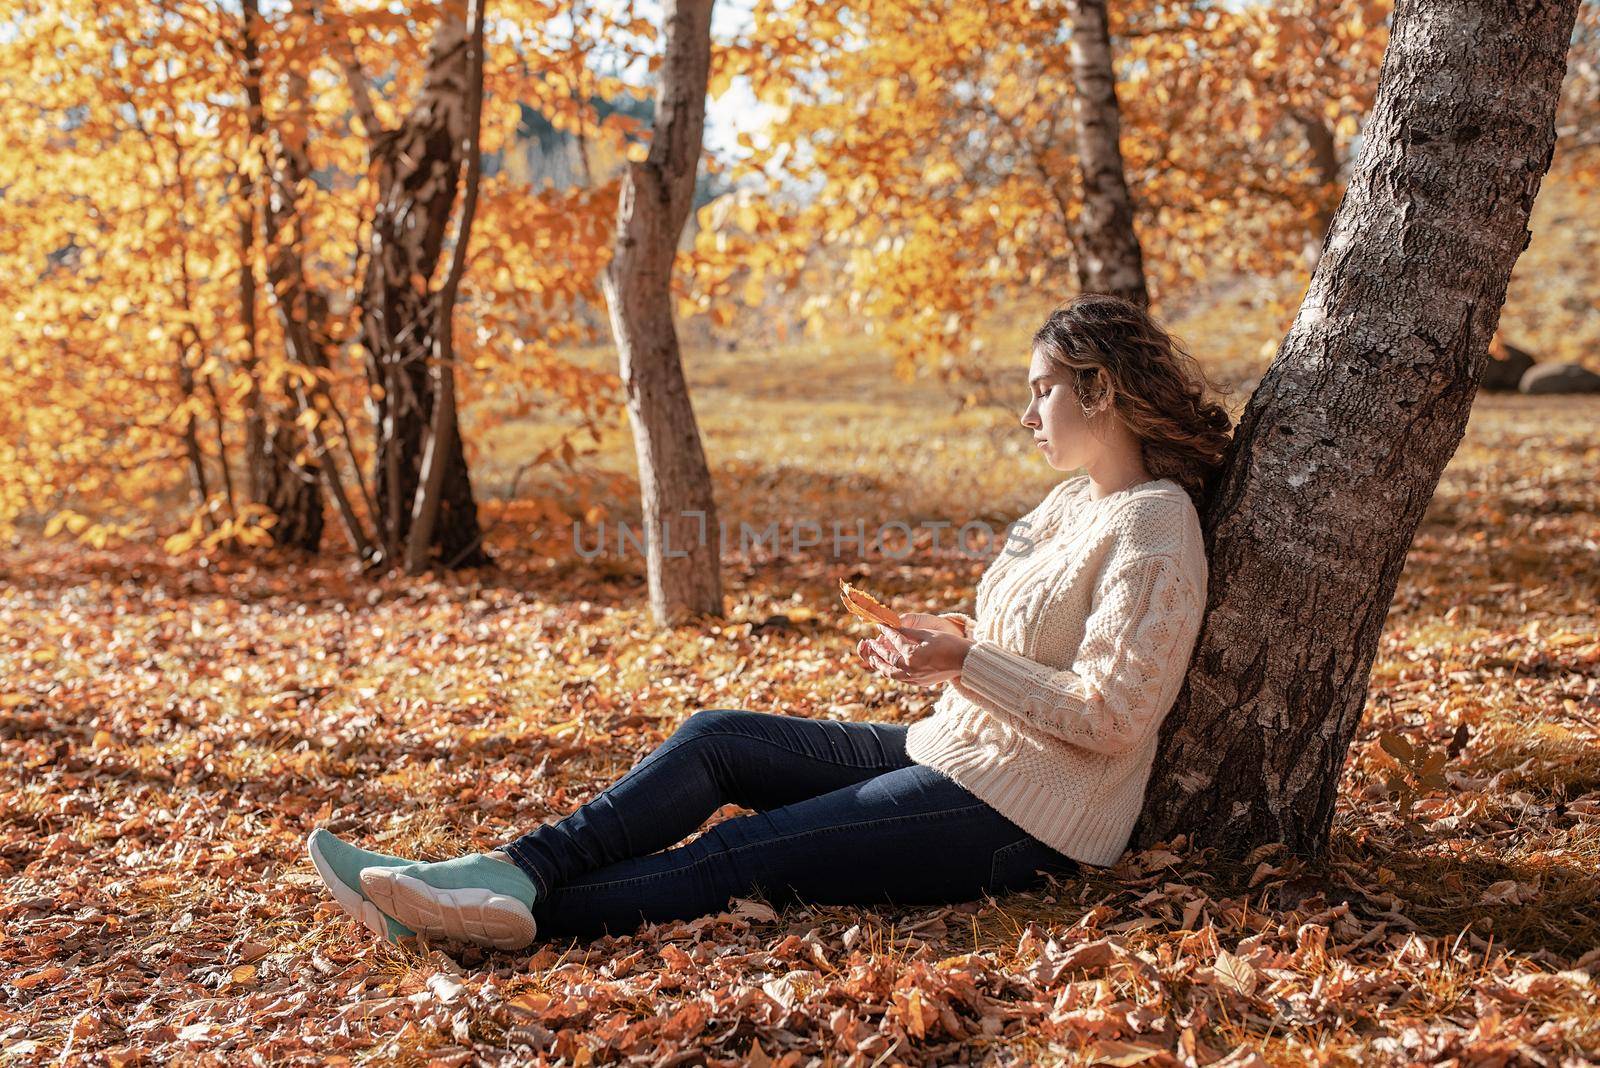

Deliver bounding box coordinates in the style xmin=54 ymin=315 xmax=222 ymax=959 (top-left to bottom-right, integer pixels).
xmin=498 ymin=708 xmax=1079 ymax=939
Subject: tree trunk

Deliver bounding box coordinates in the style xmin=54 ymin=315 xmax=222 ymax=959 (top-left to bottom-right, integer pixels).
xmin=174 ymin=339 xmax=213 ymax=529
xmin=1291 ymin=109 xmax=1343 ymax=274
xmin=261 ymin=421 xmax=325 ymax=551
xmin=1066 ymin=0 xmax=1149 ymax=307
xmin=1133 ymin=0 xmax=1582 ymax=859
xmin=236 ymin=130 xmax=266 ymax=508
xmin=601 ymin=0 xmax=724 ymax=626
xmin=242 ymin=0 xmax=327 ymax=552
xmin=405 ymin=0 xmax=487 ymax=574
xmin=357 ymin=0 xmax=489 ymax=570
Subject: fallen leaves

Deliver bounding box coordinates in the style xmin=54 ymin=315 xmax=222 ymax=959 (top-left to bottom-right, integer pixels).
xmin=3 ymin=392 xmax=1599 ymax=1064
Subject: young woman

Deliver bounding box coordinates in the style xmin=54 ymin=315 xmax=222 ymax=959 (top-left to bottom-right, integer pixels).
xmin=307 ymin=293 xmax=1233 ymax=950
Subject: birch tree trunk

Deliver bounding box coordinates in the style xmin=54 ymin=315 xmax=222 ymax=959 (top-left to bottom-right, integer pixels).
xmin=356 ymin=0 xmax=489 ymax=570
xmin=601 ymin=0 xmax=724 ymax=625
xmin=1066 ymin=0 xmax=1148 ymax=307
xmin=1134 ymin=0 xmax=1583 ymax=859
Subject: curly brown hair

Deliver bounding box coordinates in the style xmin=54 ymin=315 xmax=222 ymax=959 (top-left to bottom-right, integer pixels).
xmin=1031 ymin=293 xmax=1235 ymax=507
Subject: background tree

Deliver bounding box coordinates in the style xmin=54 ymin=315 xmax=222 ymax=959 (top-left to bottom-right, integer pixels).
xmin=695 ymin=0 xmax=1386 ymax=392
xmin=0 ymin=0 xmax=637 ymax=559
xmin=406 ymin=0 xmax=490 ymax=574
xmin=602 ymin=0 xmax=726 ymax=624
xmin=334 ymin=0 xmax=490 ymax=568
xmin=1065 ymin=0 xmax=1147 ymax=306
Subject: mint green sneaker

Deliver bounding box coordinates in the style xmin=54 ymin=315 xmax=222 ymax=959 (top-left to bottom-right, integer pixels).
xmin=305 ymin=828 xmax=416 ymax=945
xmin=359 ymin=853 xmax=539 ymax=950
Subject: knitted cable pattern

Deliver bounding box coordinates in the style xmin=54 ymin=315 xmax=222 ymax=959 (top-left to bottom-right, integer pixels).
xmin=904 ymin=475 xmax=1208 ymax=867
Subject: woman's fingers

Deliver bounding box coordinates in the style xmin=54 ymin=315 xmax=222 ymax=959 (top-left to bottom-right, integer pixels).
xmin=875 ymin=624 xmax=915 ymax=658
xmin=860 ymin=638 xmax=907 ymax=679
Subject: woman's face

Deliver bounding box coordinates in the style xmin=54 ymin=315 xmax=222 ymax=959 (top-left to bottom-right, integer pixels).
xmin=1021 ymin=347 xmax=1100 ymax=472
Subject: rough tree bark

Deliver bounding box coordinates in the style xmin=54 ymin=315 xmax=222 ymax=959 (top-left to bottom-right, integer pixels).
xmin=405 ymin=0 xmax=486 ymax=574
xmin=1066 ymin=0 xmax=1149 ymax=307
xmin=353 ymin=0 xmax=489 ymax=570
xmin=1133 ymin=0 xmax=1582 ymax=859
xmin=601 ymin=0 xmax=724 ymax=624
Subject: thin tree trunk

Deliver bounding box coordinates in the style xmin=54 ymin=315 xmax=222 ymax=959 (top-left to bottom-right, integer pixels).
xmin=1066 ymin=0 xmax=1148 ymax=307
xmin=601 ymin=0 xmax=724 ymax=625
xmin=355 ymin=0 xmax=488 ymax=570
xmin=261 ymin=422 xmax=324 ymax=551
xmin=237 ymin=131 xmax=266 ymax=507
xmin=167 ymin=120 xmax=231 ymax=530
xmin=1134 ymin=0 xmax=1582 ymax=859
xmin=175 ymin=339 xmax=213 ymax=529
xmin=1291 ymin=109 xmax=1344 ymax=273
xmin=241 ymin=0 xmax=330 ymax=552
xmin=406 ymin=0 xmax=487 ymax=574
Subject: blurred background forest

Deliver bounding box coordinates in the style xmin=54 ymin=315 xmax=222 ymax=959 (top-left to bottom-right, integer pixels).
xmin=2 ymin=0 xmax=1596 ymax=565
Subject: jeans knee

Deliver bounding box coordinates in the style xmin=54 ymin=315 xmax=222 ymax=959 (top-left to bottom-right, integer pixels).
xmin=678 ymin=707 xmax=753 ymax=737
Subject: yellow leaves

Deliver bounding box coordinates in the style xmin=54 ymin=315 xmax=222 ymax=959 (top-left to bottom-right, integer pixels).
xmin=808 ymin=16 xmax=843 ymax=40
xmin=163 ymin=522 xmax=202 ymax=556
xmin=735 ymin=201 xmax=763 ymax=234
xmin=44 ymin=510 xmax=90 ymax=538
xmin=741 ymin=273 xmax=765 ymax=309
xmin=224 ymin=965 xmax=258 ymax=990
xmin=697 ymin=195 xmax=730 ymax=232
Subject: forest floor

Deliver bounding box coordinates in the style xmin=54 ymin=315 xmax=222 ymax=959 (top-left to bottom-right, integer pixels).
xmin=3 ymin=292 xmax=1599 ymax=1064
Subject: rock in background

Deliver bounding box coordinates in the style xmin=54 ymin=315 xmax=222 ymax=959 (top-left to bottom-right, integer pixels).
xmin=1520 ymin=361 xmax=1600 ymax=393
xmin=1482 ymin=332 xmax=1538 ymax=391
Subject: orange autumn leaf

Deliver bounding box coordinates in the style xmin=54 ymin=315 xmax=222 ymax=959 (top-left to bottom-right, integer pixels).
xmin=838 ymin=579 xmax=901 ymax=628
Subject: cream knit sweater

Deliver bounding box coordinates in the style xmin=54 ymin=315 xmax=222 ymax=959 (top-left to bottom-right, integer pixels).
xmin=904 ymin=474 xmax=1208 ymax=867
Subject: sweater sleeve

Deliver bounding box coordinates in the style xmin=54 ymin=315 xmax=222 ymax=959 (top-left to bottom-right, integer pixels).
xmin=955 ymin=552 xmax=1203 ymax=755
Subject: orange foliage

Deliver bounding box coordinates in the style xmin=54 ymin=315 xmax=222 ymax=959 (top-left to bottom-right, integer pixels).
xmin=0 ymin=0 xmax=643 ymax=549
xmin=687 ymin=0 xmax=1391 ymax=388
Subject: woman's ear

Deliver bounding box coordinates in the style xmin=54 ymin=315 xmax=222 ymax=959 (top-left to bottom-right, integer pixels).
xmin=1082 ymin=368 xmax=1114 ymax=416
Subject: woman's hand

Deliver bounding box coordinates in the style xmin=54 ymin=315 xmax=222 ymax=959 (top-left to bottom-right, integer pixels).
xmin=855 ymin=623 xmax=973 ymax=687
xmin=898 ymin=611 xmax=965 ymax=636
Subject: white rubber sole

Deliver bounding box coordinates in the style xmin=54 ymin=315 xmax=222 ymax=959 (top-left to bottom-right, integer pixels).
xmin=306 ymin=834 xmax=395 ymax=942
xmin=360 ymin=869 xmax=537 ymax=951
